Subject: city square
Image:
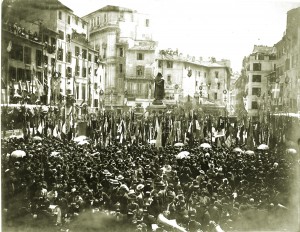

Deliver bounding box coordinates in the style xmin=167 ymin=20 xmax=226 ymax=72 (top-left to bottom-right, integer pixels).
xmin=1 ymin=0 xmax=300 ymax=231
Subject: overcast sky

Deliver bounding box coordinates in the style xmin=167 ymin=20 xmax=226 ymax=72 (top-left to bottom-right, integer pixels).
xmin=60 ymin=0 xmax=300 ymax=73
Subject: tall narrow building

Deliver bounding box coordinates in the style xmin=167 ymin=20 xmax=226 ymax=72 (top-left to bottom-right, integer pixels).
xmin=83 ymin=5 xmax=157 ymax=110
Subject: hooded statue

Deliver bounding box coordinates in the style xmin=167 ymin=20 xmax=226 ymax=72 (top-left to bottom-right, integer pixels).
xmin=154 ymin=72 xmax=165 ymax=102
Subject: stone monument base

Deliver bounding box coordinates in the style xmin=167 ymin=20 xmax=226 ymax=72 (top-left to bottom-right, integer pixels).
xmin=147 ymin=102 xmax=167 ymax=114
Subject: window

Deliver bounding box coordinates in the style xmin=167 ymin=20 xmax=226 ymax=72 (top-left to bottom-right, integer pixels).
xmin=58 ymin=11 xmax=62 ymax=20
xmin=251 ymin=101 xmax=258 ymax=109
xmin=75 ymin=65 xmax=80 ymax=76
xmin=66 ymin=51 xmax=72 ymax=63
xmin=119 ymin=48 xmax=124 ymax=57
xmin=75 ymin=46 xmax=80 ymax=56
xmin=137 ymin=53 xmax=144 ymax=60
xmin=24 ymin=47 xmax=31 ymax=64
xmin=10 ymin=44 xmax=23 ymax=61
xmin=94 ymin=69 xmax=97 ymax=76
xmin=94 ymin=99 xmax=98 ymax=108
xmin=66 ymin=34 xmax=71 ymax=42
xmin=167 ymin=61 xmax=173 ymax=68
xmin=25 ymin=70 xmax=31 ymax=82
xmin=252 ymin=75 xmax=261 ymax=82
xmin=252 ymin=88 xmax=261 ymax=96
xmin=97 ymin=16 xmax=100 ymax=25
xmin=58 ymin=30 xmax=64 ymax=40
xmin=258 ymin=54 xmax=264 ymax=60
xmin=17 ymin=68 xmax=25 ymax=82
xmin=215 ymin=71 xmax=219 ymax=78
xmin=167 ymin=75 xmax=171 ymax=82
xmin=94 ymin=55 xmax=98 ymax=63
xmin=76 ymin=84 xmax=79 ymax=99
xmin=82 ymin=49 xmax=87 ymax=59
xmin=88 ymin=53 xmax=92 ymax=62
xmin=82 ymin=22 xmax=85 ymax=29
xmin=36 ymin=50 xmax=43 ymax=66
xmin=214 ymin=93 xmax=218 ymax=100
xmin=119 ymin=64 xmax=123 ymax=73
xmin=104 ymin=14 xmax=107 ymax=23
xmin=253 ymin=63 xmax=261 ymax=71
xmin=136 ymin=66 xmax=144 ymax=76
xmin=44 ymin=55 xmax=48 ymax=65
xmin=57 ymin=48 xmax=63 ymax=61
xmin=146 ymin=19 xmax=149 ymax=27
xmin=9 ymin=66 xmax=16 ymax=81
xmin=75 ymin=17 xmax=79 ymax=25
xmin=68 ymin=15 xmax=71 ymax=24
xmin=51 ymin=58 xmax=55 ymax=66
xmin=204 ymin=72 xmax=206 ymax=78
xmin=82 ymin=67 xmax=87 ymax=77
xmin=198 ymin=71 xmax=201 ymax=77
xmin=82 ymin=84 xmax=86 ymax=100
xmin=94 ymin=83 xmax=98 ymax=90
xmin=66 ymin=67 xmax=72 ymax=77
xmin=158 ymin=60 xmax=163 ymax=68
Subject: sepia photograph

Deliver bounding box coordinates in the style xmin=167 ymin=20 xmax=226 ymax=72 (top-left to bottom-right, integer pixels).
xmin=1 ymin=0 xmax=300 ymax=231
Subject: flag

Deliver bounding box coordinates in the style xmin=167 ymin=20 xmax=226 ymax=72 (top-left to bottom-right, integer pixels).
xmin=7 ymin=41 xmax=12 ymax=53
xmin=155 ymin=123 xmax=162 ymax=149
xmin=53 ymin=125 xmax=58 ymax=137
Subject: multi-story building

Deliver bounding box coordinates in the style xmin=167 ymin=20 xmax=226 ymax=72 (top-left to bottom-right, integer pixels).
xmin=242 ymin=45 xmax=277 ymax=120
xmin=273 ymin=7 xmax=300 ymax=114
xmin=1 ymin=0 xmax=103 ymax=117
xmin=156 ymin=50 xmax=232 ymax=114
xmin=83 ymin=5 xmax=157 ymax=110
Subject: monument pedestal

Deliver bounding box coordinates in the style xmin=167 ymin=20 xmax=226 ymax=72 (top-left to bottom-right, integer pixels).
xmin=147 ymin=102 xmax=167 ymax=114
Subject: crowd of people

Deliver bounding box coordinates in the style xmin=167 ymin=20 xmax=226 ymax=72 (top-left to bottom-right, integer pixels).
xmin=2 ymin=132 xmax=299 ymax=232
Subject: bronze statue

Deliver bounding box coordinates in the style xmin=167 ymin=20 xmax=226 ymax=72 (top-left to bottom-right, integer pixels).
xmin=153 ymin=72 xmax=164 ymax=104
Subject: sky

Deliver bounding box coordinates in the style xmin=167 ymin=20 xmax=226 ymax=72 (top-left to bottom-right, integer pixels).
xmin=60 ymin=0 xmax=300 ymax=73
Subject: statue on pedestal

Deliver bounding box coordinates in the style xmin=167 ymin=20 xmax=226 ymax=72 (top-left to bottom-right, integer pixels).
xmin=153 ymin=72 xmax=164 ymax=105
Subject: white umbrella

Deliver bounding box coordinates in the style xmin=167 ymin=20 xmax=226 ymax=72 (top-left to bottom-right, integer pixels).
xmin=149 ymin=139 xmax=156 ymax=144
xmin=286 ymin=148 xmax=297 ymax=155
xmin=245 ymin=150 xmax=255 ymax=155
xmin=200 ymin=143 xmax=211 ymax=149
xmin=176 ymin=151 xmax=190 ymax=159
xmin=174 ymin=142 xmax=184 ymax=147
xmin=50 ymin=151 xmax=60 ymax=157
xmin=257 ymin=144 xmax=269 ymax=150
xmin=11 ymin=150 xmax=26 ymax=158
xmin=77 ymin=140 xmax=89 ymax=145
xmin=33 ymin=136 xmax=43 ymax=141
xmin=73 ymin=135 xmax=88 ymax=142
xmin=233 ymin=147 xmax=243 ymax=153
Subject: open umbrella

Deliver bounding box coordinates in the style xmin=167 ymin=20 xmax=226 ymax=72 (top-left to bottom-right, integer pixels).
xmin=11 ymin=150 xmax=26 ymax=158
xmin=200 ymin=143 xmax=211 ymax=149
xmin=286 ymin=148 xmax=297 ymax=155
xmin=245 ymin=150 xmax=255 ymax=155
xmin=176 ymin=151 xmax=190 ymax=159
xmin=77 ymin=140 xmax=89 ymax=145
xmin=233 ymin=147 xmax=243 ymax=153
xmin=50 ymin=151 xmax=60 ymax=157
xmin=257 ymin=144 xmax=269 ymax=150
xmin=73 ymin=135 xmax=88 ymax=142
xmin=174 ymin=142 xmax=184 ymax=147
xmin=33 ymin=136 xmax=43 ymax=141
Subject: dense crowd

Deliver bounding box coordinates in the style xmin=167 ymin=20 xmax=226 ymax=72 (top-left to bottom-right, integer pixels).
xmin=2 ymin=135 xmax=299 ymax=232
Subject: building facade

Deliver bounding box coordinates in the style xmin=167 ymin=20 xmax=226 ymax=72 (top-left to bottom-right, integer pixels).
xmin=273 ymin=7 xmax=300 ymax=114
xmin=1 ymin=0 xmax=103 ymax=118
xmin=242 ymin=45 xmax=277 ymax=120
xmin=156 ymin=50 xmax=232 ymax=113
xmin=83 ymin=5 xmax=157 ymax=110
